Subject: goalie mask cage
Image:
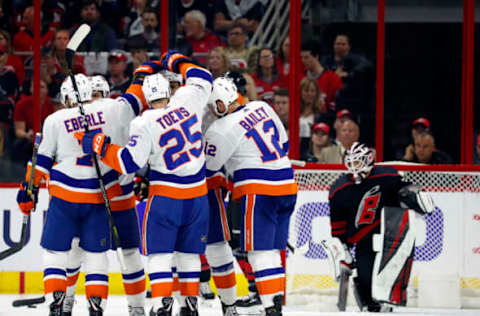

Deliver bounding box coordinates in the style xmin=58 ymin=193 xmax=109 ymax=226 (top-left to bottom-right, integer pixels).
xmin=287 ymin=163 xmax=480 ymax=310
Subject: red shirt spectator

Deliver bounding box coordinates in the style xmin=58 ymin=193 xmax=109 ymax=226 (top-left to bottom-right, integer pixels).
xmin=0 ymin=29 xmax=25 ymax=85
xmin=252 ymin=48 xmax=287 ymax=106
xmin=14 ymin=94 xmax=54 ymax=135
xmin=183 ymin=10 xmax=225 ymax=65
xmin=13 ymin=6 xmax=55 ymax=54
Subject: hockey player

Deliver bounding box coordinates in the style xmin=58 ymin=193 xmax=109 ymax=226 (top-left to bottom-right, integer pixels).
xmin=328 ymin=142 xmax=435 ymax=312
xmin=74 ymin=51 xmax=213 ymax=316
xmin=62 ymin=75 xmax=147 ymax=316
xmin=204 ymin=77 xmax=298 ymax=316
xmin=15 ymin=63 xmax=158 ymax=315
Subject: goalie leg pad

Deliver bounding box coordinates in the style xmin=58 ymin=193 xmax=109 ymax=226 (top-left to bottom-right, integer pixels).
xmin=372 ymin=207 xmax=416 ymax=306
xmin=206 ymin=241 xmax=237 ymax=305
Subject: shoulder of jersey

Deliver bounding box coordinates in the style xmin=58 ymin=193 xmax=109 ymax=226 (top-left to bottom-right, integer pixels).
xmin=329 ymin=174 xmax=353 ymax=197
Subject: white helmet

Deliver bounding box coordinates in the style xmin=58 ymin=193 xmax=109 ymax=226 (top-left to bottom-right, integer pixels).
xmin=208 ymin=77 xmax=238 ymax=117
xmin=142 ymin=73 xmax=171 ymax=106
xmin=60 ymin=74 xmax=92 ymax=107
xmin=90 ymin=75 xmax=110 ymax=98
xmin=344 ymin=142 xmax=375 ymax=184
xmin=160 ymin=70 xmax=183 ymax=84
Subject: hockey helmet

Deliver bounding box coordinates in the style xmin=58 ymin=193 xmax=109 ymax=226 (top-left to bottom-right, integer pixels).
xmin=344 ymin=142 xmax=375 ymax=184
xmin=225 ymin=70 xmax=247 ymax=95
xmin=208 ymin=77 xmax=238 ymax=117
xmin=60 ymin=74 xmax=92 ymax=107
xmin=160 ymin=70 xmax=183 ymax=84
xmin=142 ymin=73 xmax=171 ymax=106
xmin=90 ymin=75 xmax=110 ymax=98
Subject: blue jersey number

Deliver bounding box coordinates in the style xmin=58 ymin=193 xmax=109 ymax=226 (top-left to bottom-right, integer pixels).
xmin=246 ymin=119 xmax=286 ymax=162
xmin=76 ymin=128 xmax=103 ymax=167
xmin=159 ymin=115 xmax=202 ymax=170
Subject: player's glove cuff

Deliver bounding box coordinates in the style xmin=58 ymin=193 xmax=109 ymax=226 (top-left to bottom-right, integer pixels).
xmin=75 ymin=131 xmax=111 ymax=157
xmin=161 ymin=50 xmax=190 ymax=73
xmin=16 ymin=182 xmax=39 ymax=215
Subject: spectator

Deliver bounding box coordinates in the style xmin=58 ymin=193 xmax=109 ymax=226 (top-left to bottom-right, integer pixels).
xmin=176 ymin=0 xmax=215 ymax=33
xmin=251 ymin=47 xmax=287 ymax=106
xmin=0 ymin=29 xmax=25 ymax=85
xmin=276 ymin=36 xmax=290 ymax=77
xmin=0 ymin=42 xmax=18 ymax=148
xmin=333 ymin=109 xmax=354 ymax=139
xmin=127 ymin=8 xmax=162 ymax=53
xmin=13 ymin=6 xmax=55 ymax=54
xmin=213 ymin=0 xmax=266 ymax=35
xmin=402 ymin=117 xmax=430 ymax=162
xmin=299 ymin=77 xmax=322 ymax=156
xmin=337 ymin=119 xmax=360 ymax=155
xmin=183 ymin=10 xmax=225 ymax=65
xmin=322 ymin=33 xmax=374 ymax=123
xmin=273 ymin=88 xmax=289 ymax=131
xmin=52 ymin=28 xmax=85 ymax=75
xmin=105 ymin=49 xmax=130 ymax=98
xmin=301 ymin=40 xmax=343 ymax=114
xmin=75 ymin=0 xmax=117 ymax=52
xmin=207 ymin=46 xmax=231 ymax=79
xmin=225 ymin=23 xmax=259 ymax=74
xmin=13 ymin=77 xmax=54 ymax=165
xmin=404 ymin=132 xmax=452 ymax=164
xmin=303 ymin=122 xmax=343 ymax=163
xmin=475 ymin=135 xmax=480 ymax=165
xmin=125 ymin=0 xmax=149 ymax=37
xmin=39 ymin=47 xmax=66 ymax=98
xmin=126 ymin=36 xmax=150 ymax=74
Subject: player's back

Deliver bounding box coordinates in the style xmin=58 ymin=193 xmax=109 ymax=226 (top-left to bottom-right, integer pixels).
xmin=137 ymin=101 xmax=206 ymax=199
xmin=205 ymin=101 xmax=297 ymax=199
xmin=38 ymin=98 xmax=136 ymax=203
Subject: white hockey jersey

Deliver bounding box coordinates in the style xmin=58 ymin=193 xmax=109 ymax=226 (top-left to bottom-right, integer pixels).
xmin=100 ymin=65 xmax=213 ymax=199
xmin=30 ymin=93 xmax=143 ymax=204
xmin=204 ymin=101 xmax=298 ymax=200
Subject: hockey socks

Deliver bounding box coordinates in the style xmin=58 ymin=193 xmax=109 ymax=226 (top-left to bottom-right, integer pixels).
xmin=206 ymin=242 xmax=237 ymax=306
xmin=121 ymin=248 xmax=146 ymax=309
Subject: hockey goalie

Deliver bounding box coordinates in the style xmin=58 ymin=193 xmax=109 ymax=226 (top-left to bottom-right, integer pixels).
xmin=323 ymin=142 xmax=435 ymax=312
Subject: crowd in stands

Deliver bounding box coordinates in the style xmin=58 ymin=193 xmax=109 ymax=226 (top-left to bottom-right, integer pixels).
xmin=0 ymin=0 xmax=462 ymax=181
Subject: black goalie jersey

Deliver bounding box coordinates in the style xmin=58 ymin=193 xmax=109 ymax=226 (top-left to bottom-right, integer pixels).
xmin=328 ymin=165 xmax=410 ymax=247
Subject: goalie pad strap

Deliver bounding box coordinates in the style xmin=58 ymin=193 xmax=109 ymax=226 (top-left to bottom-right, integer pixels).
xmin=372 ymin=207 xmax=416 ymax=306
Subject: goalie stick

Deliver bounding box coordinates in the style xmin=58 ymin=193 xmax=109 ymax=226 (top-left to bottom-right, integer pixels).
xmin=0 ymin=133 xmax=41 ymax=260
xmin=65 ymin=24 xmax=126 ymax=270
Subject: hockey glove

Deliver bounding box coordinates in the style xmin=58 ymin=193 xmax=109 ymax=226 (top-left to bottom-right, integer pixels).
xmin=132 ymin=61 xmax=163 ymax=84
xmin=161 ymin=50 xmax=190 ymax=73
xmin=74 ymin=131 xmax=111 ymax=157
xmin=16 ymin=181 xmax=39 ymax=215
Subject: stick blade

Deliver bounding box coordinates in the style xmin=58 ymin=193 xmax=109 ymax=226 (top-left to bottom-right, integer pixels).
xmin=67 ymin=24 xmax=91 ymax=51
xmin=12 ymin=296 xmax=45 ymax=307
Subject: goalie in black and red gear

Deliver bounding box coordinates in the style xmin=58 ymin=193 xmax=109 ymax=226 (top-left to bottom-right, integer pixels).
xmin=327 ymin=142 xmax=434 ymax=312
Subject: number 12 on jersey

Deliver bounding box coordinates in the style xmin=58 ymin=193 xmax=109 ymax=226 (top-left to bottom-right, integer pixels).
xmin=246 ymin=119 xmax=287 ymax=162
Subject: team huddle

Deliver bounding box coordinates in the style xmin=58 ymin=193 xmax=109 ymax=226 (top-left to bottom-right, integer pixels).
xmin=14 ymin=50 xmax=435 ymax=316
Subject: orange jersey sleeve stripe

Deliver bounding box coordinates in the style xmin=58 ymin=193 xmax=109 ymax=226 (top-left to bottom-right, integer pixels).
xmin=232 ymin=182 xmax=298 ymax=200
xmin=101 ymin=144 xmax=124 ymax=173
xmin=256 ymin=277 xmax=285 ymax=295
xmin=179 ymin=282 xmax=199 ymax=296
xmin=178 ymin=62 xmax=203 ymax=79
xmin=151 ymin=282 xmax=173 ymax=297
xmin=149 ymin=183 xmax=207 ymax=199
xmin=126 ymin=83 xmax=147 ymax=108
xmin=25 ymin=165 xmax=48 ymax=186
xmin=49 ymin=183 xmax=122 ymax=204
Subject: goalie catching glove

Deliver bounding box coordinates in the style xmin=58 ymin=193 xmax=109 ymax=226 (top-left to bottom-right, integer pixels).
xmin=398 ymin=184 xmax=435 ymax=215
xmin=321 ymin=237 xmax=354 ymax=281
xmin=74 ymin=132 xmax=110 ymax=157
xmin=16 ymin=182 xmax=39 ymax=215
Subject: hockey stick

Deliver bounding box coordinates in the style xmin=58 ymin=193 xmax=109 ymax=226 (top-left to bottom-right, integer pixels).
xmin=65 ymin=24 xmax=126 ymax=270
xmin=12 ymin=296 xmax=45 ymax=307
xmin=0 ymin=133 xmax=41 ymax=260
xmin=290 ymin=159 xmax=306 ymax=167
